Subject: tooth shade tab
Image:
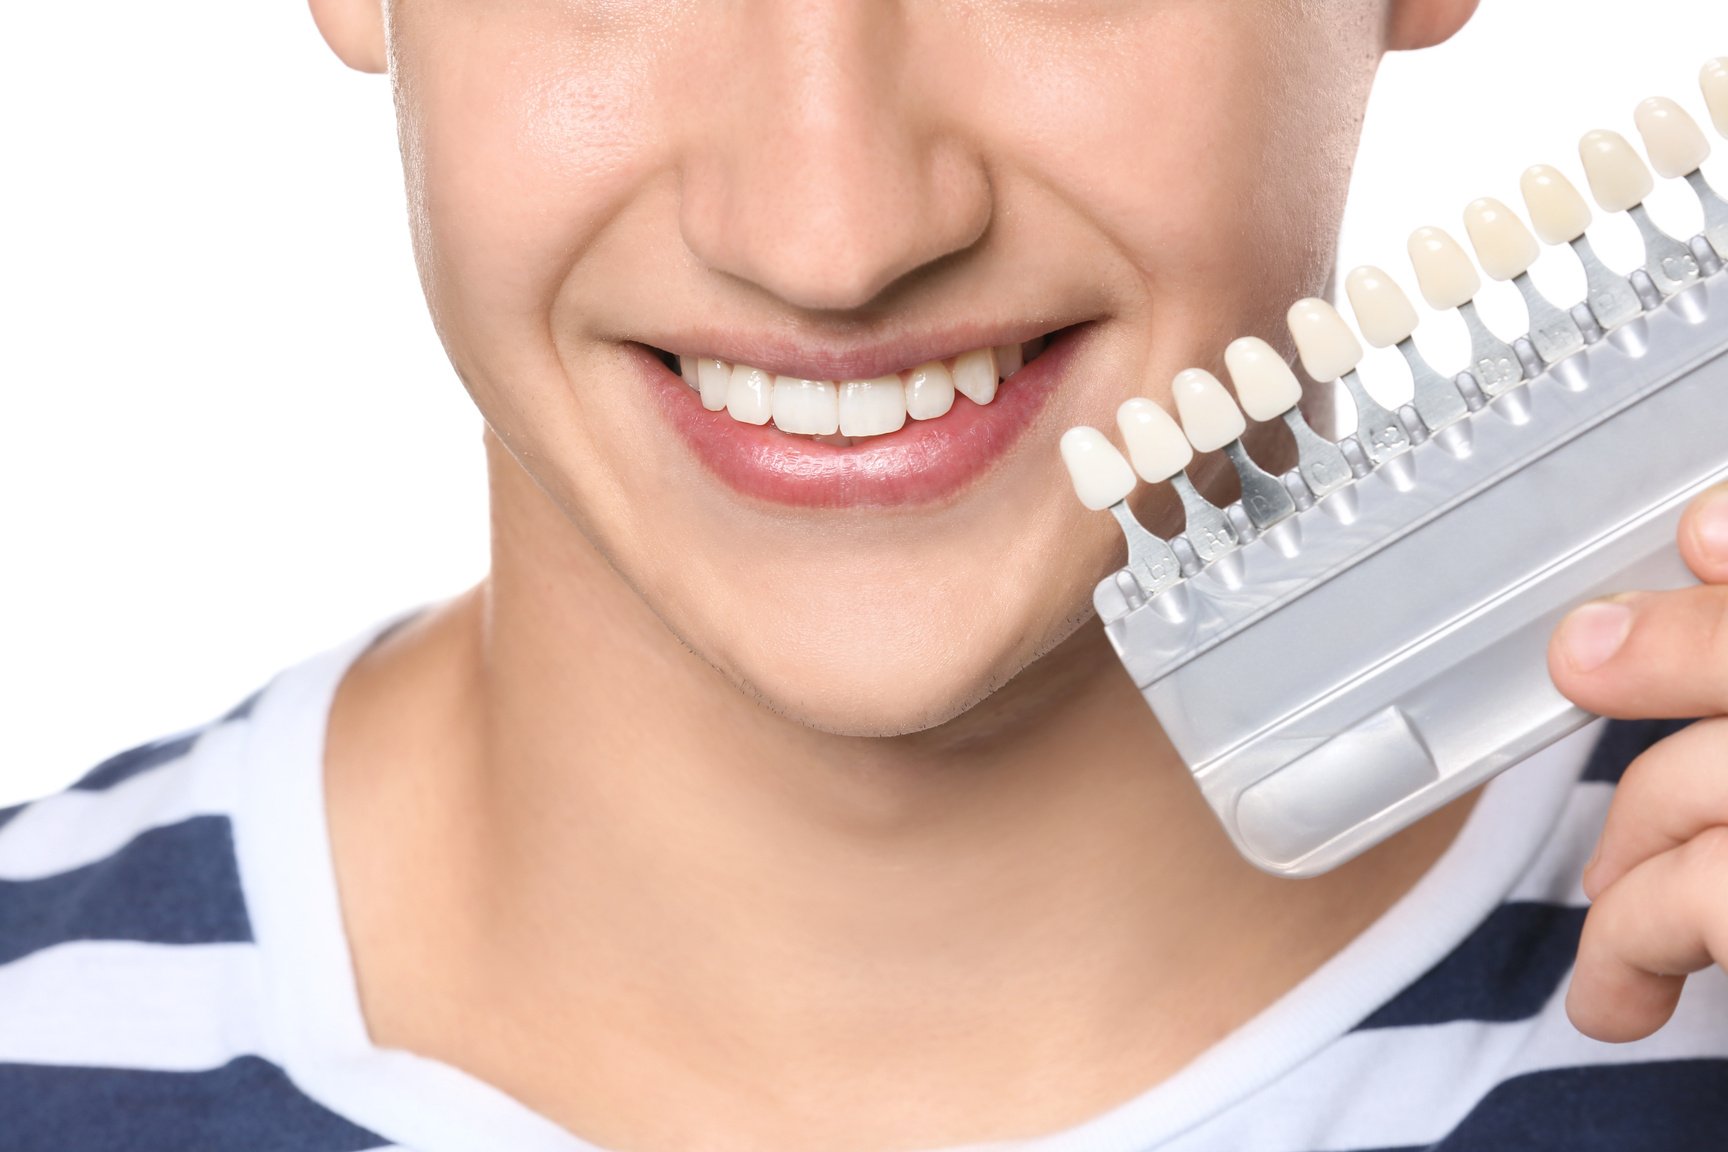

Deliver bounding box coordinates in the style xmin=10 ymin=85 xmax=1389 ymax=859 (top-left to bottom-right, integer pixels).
xmin=1407 ymin=226 xmax=1482 ymax=311
xmin=726 ymin=365 xmax=773 ymax=425
xmin=1705 ymin=59 xmax=1728 ymax=137
xmin=696 ymin=358 xmax=730 ymax=411
xmin=1172 ymin=368 xmax=1247 ymax=453
xmin=952 ymin=347 xmax=999 ymax=405
xmin=838 ymin=377 xmax=907 ymax=437
xmin=771 ymin=376 xmax=839 ymax=435
xmin=1579 ymin=129 xmax=1655 ymax=213
xmin=1060 ymin=426 xmax=1137 ymax=511
xmin=1223 ymin=336 xmax=1303 ymax=421
xmin=1634 ymin=96 xmax=1711 ymax=179
xmin=1286 ymin=298 xmax=1363 ymax=384
xmin=1344 ymin=265 xmax=1419 ymax=348
xmin=904 ymin=361 xmax=956 ymax=421
xmin=1520 ymin=165 xmax=1593 ymax=246
xmin=1463 ymin=198 xmax=1540 ymax=282
xmin=1117 ymin=398 xmax=1193 ymax=483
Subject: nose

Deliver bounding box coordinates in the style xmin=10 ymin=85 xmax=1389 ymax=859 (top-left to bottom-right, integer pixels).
xmin=678 ymin=1 xmax=993 ymax=315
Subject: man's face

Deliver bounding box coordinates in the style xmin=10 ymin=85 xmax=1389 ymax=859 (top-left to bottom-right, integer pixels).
xmin=386 ymin=0 xmax=1384 ymax=736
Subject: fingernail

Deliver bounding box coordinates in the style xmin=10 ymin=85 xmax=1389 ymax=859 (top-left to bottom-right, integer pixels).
xmin=1560 ymin=601 xmax=1633 ymax=673
xmin=1694 ymin=486 xmax=1728 ymax=564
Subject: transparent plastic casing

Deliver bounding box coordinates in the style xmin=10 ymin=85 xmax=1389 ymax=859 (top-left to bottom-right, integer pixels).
xmin=1095 ymin=256 xmax=1728 ymax=878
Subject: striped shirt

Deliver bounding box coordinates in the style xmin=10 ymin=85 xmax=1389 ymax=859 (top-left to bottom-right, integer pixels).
xmin=4 ymin=618 xmax=1728 ymax=1151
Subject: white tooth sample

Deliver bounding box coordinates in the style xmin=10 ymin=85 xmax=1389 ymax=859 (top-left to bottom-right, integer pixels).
xmin=952 ymin=347 xmax=999 ymax=405
xmin=1059 ymin=427 xmax=1137 ymax=511
xmin=1286 ymin=298 xmax=1363 ymax=384
xmin=726 ymin=366 xmax=773 ymax=425
xmin=1519 ymin=165 xmax=1593 ymax=245
xmin=696 ymin=358 xmax=730 ymax=412
xmin=1463 ymin=198 xmax=1539 ymax=281
xmin=1222 ymin=336 xmax=1302 ymax=420
xmin=1116 ymin=398 xmax=1192 ymax=483
xmin=837 ymin=377 xmax=906 ymax=437
xmin=679 ymin=356 xmax=700 ymax=390
xmin=772 ymin=376 xmax=840 ymax=435
xmin=1634 ymin=96 xmax=1711 ymax=179
xmin=1406 ymin=226 xmax=1481 ymax=311
xmin=1171 ymin=368 xmax=1246 ymax=454
xmin=1344 ymin=265 xmax=1418 ymax=348
xmin=995 ymin=343 xmax=1023 ymax=379
xmin=1579 ymin=129 xmax=1654 ymax=213
xmin=1705 ymin=59 xmax=1728 ymax=137
xmin=904 ymin=361 xmax=955 ymax=420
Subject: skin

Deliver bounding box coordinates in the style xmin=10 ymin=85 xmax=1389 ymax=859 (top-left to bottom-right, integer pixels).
xmin=293 ymin=2 xmax=1728 ymax=1150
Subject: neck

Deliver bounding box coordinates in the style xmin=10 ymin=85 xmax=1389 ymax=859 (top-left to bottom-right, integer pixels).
xmin=325 ymin=438 xmax=1479 ymax=1152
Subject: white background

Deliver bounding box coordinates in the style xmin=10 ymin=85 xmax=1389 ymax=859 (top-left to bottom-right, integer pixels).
xmin=2 ymin=2 xmax=1725 ymax=804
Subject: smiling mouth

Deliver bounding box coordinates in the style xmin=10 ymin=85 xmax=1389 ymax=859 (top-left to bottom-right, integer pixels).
xmin=641 ymin=325 xmax=1082 ymax=508
xmin=647 ymin=335 xmax=1055 ymax=447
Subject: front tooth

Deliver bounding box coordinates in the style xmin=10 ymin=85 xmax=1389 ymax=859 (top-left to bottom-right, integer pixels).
xmin=1344 ymin=265 xmax=1418 ymax=348
xmin=838 ymin=377 xmax=907 ymax=437
xmin=726 ymin=365 xmax=773 ymax=425
xmin=771 ymin=377 xmax=840 ymax=435
xmin=1222 ymin=336 xmax=1303 ymax=420
xmin=680 ymin=356 xmax=701 ymax=390
xmin=696 ymin=358 xmax=730 ymax=411
xmin=952 ymin=347 xmax=999 ymax=405
xmin=1705 ymin=59 xmax=1728 ymax=137
xmin=1463 ymin=197 xmax=1539 ymax=281
xmin=1634 ymin=96 xmax=1711 ymax=180
xmin=1059 ymin=427 xmax=1137 ymax=511
xmin=1519 ymin=164 xmax=1593 ymax=245
xmin=1579 ymin=129 xmax=1655 ymax=213
xmin=1286 ymin=297 xmax=1363 ymax=384
xmin=1116 ymin=398 xmax=1193 ymax=483
xmin=1407 ymin=226 xmax=1482 ymax=311
xmin=995 ymin=343 xmax=1023 ymax=379
xmin=1171 ymin=368 xmax=1245 ymax=453
xmin=904 ymin=361 xmax=956 ymax=420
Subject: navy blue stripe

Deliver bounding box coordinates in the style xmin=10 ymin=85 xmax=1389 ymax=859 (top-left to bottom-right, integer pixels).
xmin=1341 ymin=1058 xmax=1728 ymax=1151
xmin=74 ymin=731 xmax=201 ymax=790
xmin=1579 ymin=717 xmax=1696 ymax=784
xmin=0 ymin=804 xmax=20 ymax=834
xmin=0 ymin=1056 xmax=385 ymax=1152
xmin=1353 ymin=902 xmax=1584 ymax=1030
xmin=0 ymin=815 xmax=251 ymax=966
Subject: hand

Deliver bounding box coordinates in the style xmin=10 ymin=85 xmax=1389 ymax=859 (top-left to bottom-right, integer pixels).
xmin=1547 ymin=482 xmax=1728 ymax=1042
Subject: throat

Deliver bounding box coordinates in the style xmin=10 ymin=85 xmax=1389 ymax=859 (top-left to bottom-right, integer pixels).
xmin=320 ymin=585 xmax=1482 ymax=1152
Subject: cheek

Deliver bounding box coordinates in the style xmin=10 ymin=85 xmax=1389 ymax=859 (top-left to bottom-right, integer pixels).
xmin=968 ymin=4 xmax=1371 ymax=332
xmin=394 ymin=13 xmax=665 ymax=383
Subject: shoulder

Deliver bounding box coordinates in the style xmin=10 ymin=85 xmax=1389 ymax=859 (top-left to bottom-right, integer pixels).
xmin=0 ymin=693 xmax=392 ymax=1152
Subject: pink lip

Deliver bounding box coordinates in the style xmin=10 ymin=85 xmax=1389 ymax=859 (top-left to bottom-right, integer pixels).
xmin=646 ymin=327 xmax=1080 ymax=508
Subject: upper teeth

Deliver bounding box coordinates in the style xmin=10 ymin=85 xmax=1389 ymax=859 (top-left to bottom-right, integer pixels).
xmin=677 ymin=339 xmax=1045 ymax=440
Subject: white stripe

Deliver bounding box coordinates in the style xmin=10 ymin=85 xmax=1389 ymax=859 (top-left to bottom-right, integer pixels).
xmin=1505 ymin=779 xmax=1613 ymax=906
xmin=0 ymin=940 xmax=268 ymax=1071
xmin=1161 ymin=966 xmax=1728 ymax=1152
xmin=0 ymin=721 xmax=246 ymax=881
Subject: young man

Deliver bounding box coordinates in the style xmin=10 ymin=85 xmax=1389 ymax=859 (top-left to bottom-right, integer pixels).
xmin=5 ymin=2 xmax=1728 ymax=1149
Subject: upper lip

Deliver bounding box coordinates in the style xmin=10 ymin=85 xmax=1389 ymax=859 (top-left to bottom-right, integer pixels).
xmin=646 ymin=318 xmax=1084 ymax=383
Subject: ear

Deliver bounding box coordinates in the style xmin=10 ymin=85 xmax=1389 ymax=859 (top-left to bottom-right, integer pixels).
xmin=1385 ymin=0 xmax=1480 ymax=51
xmin=308 ymin=0 xmax=387 ymax=74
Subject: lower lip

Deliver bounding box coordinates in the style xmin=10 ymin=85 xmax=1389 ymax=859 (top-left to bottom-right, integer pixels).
xmin=647 ymin=329 xmax=1078 ymax=508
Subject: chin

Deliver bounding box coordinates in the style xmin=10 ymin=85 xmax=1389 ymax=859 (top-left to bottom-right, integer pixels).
xmin=686 ymin=568 xmax=1104 ymax=739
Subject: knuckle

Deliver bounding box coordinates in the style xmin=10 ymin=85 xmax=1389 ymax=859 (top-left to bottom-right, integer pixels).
xmin=1678 ymin=825 xmax=1728 ymax=876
